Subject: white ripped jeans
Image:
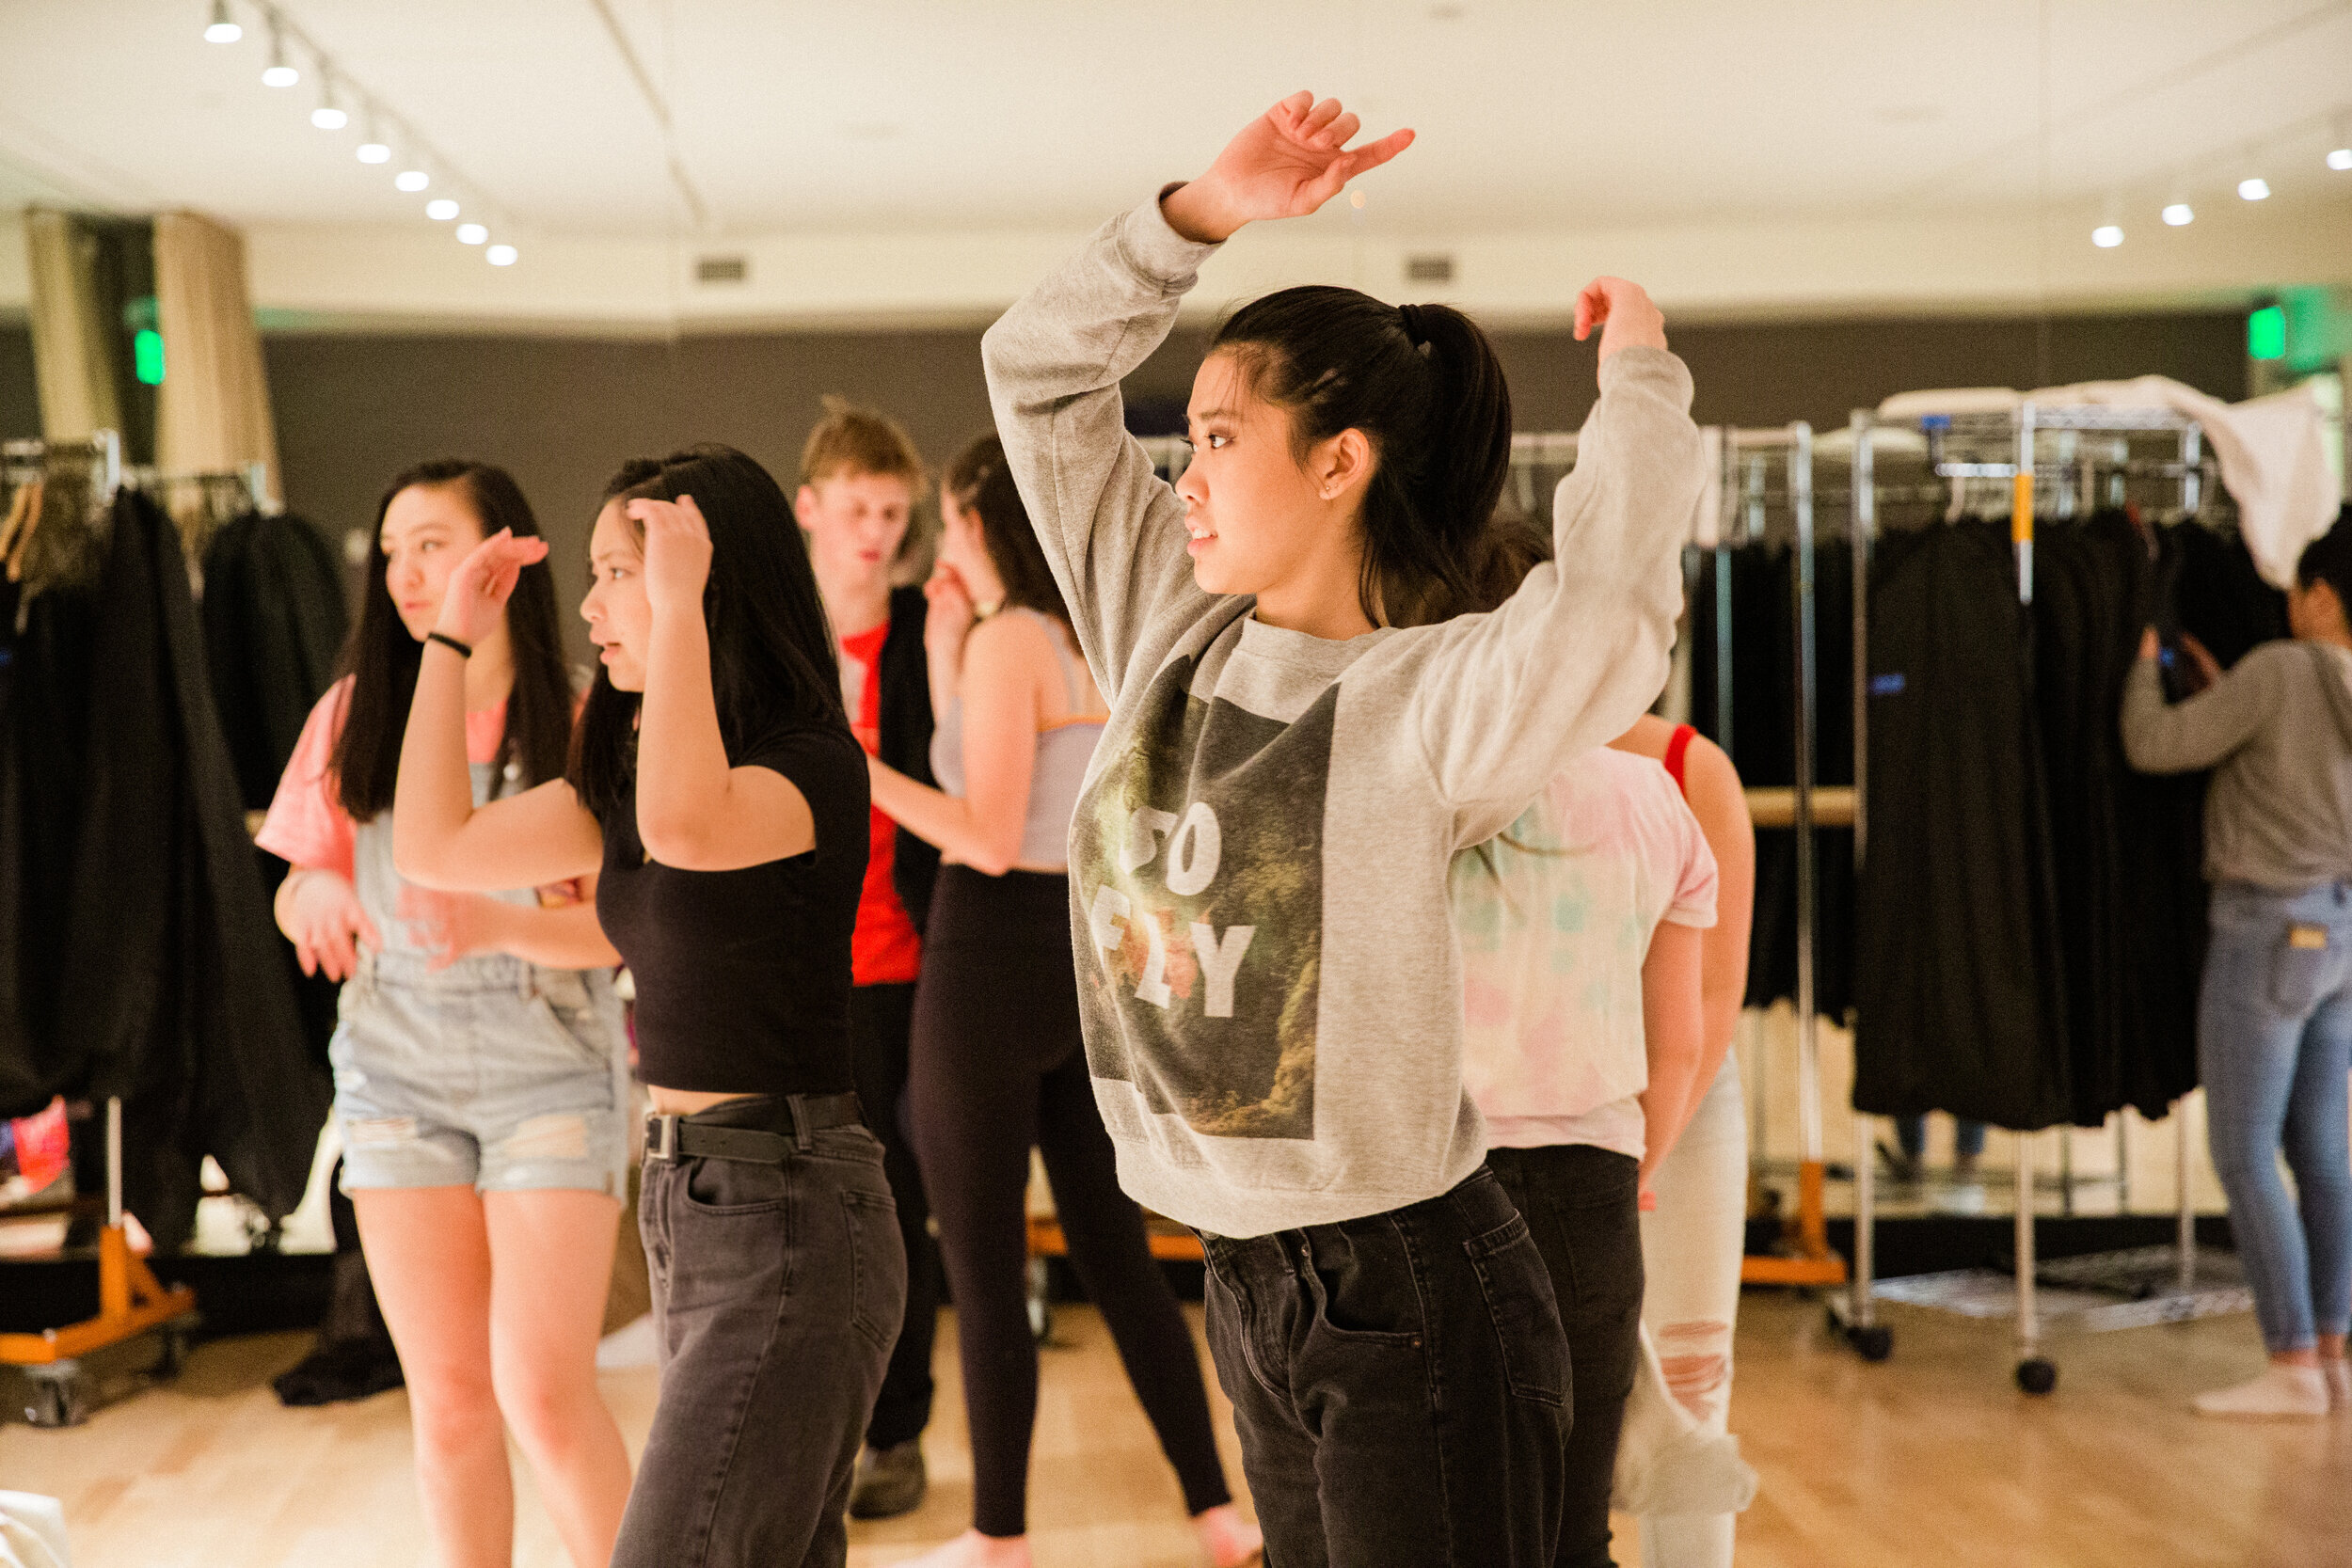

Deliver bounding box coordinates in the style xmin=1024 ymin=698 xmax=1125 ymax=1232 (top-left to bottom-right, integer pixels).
xmin=1637 ymin=1053 xmax=1746 ymax=1568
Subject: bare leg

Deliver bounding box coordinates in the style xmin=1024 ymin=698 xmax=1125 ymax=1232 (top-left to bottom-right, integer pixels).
xmin=485 ymin=1189 xmax=633 ymax=1568
xmin=353 ymin=1187 xmax=512 ymax=1568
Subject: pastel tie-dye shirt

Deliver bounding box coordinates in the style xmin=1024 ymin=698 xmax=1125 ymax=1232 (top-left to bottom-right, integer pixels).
xmin=1449 ymin=748 xmax=1718 ymax=1158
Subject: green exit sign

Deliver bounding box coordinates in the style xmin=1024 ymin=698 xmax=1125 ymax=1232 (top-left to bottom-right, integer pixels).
xmin=134 ymin=327 xmax=165 ymax=386
xmin=2248 ymin=306 xmax=2286 ymax=361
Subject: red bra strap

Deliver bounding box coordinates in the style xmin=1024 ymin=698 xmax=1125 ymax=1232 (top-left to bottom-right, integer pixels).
xmin=1663 ymin=723 xmax=1699 ymax=798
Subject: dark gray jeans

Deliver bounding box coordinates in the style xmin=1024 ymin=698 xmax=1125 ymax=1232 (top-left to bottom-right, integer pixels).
xmin=614 ymin=1098 xmax=906 ymax=1568
xmin=1487 ymin=1144 xmax=1645 ymax=1568
xmin=1200 ymin=1165 xmax=1569 ymax=1568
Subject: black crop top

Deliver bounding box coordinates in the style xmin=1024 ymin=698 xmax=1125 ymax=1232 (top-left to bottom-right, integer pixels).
xmin=596 ymin=725 xmax=869 ymax=1096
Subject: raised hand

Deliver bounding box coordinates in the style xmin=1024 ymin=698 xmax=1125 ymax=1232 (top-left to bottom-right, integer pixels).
xmin=628 ymin=494 xmax=715 ymax=617
xmin=924 ymin=562 xmax=977 ymax=657
xmin=1573 ymin=277 xmax=1668 ymax=364
xmin=436 ymin=529 xmax=548 ymax=647
xmin=1162 ymin=91 xmax=1415 ymax=244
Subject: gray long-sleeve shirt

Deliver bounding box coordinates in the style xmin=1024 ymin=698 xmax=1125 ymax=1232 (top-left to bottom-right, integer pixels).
xmin=2121 ymin=639 xmax=2352 ymax=890
xmin=981 ymin=196 xmax=1700 ymax=1236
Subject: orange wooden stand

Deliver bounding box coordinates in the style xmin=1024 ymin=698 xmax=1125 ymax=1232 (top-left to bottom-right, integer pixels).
xmin=0 ymin=1220 xmax=197 ymax=1367
xmin=1028 ymin=1213 xmax=1204 ymax=1264
xmin=1740 ymin=1158 xmax=1849 ymax=1287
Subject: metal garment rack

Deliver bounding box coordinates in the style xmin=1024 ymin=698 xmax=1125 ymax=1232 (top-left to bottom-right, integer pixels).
xmin=2 ymin=429 xmax=124 ymax=499
xmin=1516 ymin=427 xmax=1850 ymax=1288
xmin=0 ymin=429 xmax=201 ymax=1426
xmin=1836 ymin=404 xmax=2238 ymax=1393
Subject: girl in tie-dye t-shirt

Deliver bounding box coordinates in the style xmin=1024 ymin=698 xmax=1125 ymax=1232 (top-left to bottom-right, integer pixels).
xmin=1450 ymin=743 xmax=1717 ymax=1567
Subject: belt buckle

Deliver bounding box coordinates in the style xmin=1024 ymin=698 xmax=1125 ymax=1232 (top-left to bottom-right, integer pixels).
xmin=648 ymin=1114 xmax=680 ymax=1162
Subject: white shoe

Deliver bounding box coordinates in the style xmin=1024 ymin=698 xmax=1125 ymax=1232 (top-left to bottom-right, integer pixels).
xmin=2325 ymin=1358 xmax=2351 ymax=1410
xmin=2192 ymin=1363 xmax=2328 ymax=1418
xmin=596 ymin=1312 xmax=660 ymax=1370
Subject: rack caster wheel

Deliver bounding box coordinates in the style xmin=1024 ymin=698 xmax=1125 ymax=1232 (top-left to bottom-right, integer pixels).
xmin=155 ymin=1312 xmax=201 ymax=1377
xmin=1848 ymin=1323 xmax=1894 ymax=1362
xmin=21 ymin=1363 xmax=92 ymax=1428
xmin=2015 ymin=1357 xmax=2058 ymax=1395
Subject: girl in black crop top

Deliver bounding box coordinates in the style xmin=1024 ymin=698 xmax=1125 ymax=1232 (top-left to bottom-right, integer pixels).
xmin=392 ymin=444 xmax=905 ymax=1568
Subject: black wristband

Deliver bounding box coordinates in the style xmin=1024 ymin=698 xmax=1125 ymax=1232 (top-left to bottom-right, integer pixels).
xmin=426 ymin=631 xmax=473 ymax=659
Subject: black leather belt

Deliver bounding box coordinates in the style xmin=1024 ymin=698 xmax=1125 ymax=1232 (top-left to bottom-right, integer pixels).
xmin=644 ymin=1093 xmax=865 ymax=1164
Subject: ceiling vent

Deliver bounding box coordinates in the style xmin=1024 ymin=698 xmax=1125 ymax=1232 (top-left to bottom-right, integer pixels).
xmin=696 ymin=254 xmax=749 ymax=284
xmin=1405 ymin=253 xmax=1455 ymax=285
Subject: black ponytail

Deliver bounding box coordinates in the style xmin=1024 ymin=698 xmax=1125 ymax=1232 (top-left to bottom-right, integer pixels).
xmin=1211 ymin=286 xmax=1512 ymax=627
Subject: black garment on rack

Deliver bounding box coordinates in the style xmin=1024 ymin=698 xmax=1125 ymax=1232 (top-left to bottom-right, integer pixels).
xmin=1685 ymin=539 xmax=1856 ymax=1018
xmin=1851 ymin=518 xmax=2074 ymax=1131
xmin=200 ymin=512 xmax=349 ymax=811
xmin=0 ymin=576 xmax=102 ymax=1117
xmin=48 ymin=490 xmax=328 ymax=1249
xmin=200 ymin=512 xmax=353 ymax=1071
xmin=2032 ymin=513 xmax=2203 ymax=1123
xmin=2167 ymin=522 xmax=2287 ymax=673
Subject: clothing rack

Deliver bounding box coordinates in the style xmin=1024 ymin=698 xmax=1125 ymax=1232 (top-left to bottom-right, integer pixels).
xmin=1513 ymin=427 xmax=1851 ymax=1289
xmin=1 ymin=426 xmax=202 ymax=1423
xmin=3 ymin=430 xmax=124 ymax=499
xmin=1836 ymin=403 xmax=2247 ymax=1394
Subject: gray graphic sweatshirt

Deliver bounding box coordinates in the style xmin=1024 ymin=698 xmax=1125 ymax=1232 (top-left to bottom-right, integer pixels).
xmin=2122 ymin=640 xmax=2352 ymax=889
xmin=982 ymin=195 xmax=1701 ymax=1237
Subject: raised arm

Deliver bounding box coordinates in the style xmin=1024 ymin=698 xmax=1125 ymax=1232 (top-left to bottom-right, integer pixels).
xmin=394 ymin=530 xmax=605 ymax=891
xmin=980 ymin=92 xmax=1411 ymax=699
xmin=2121 ymin=628 xmax=2280 ymax=774
xmin=1419 ymin=286 xmax=1702 ymax=838
xmin=868 ymin=611 xmax=1044 ymax=876
xmin=629 ymin=496 xmax=818 ymax=872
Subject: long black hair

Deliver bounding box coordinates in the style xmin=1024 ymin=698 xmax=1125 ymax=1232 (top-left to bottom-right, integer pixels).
xmin=1211 ymin=286 xmax=1512 ymax=628
xmin=944 ymin=433 xmax=1072 ymax=631
xmin=332 ymin=459 xmax=573 ymax=820
xmin=567 ymin=444 xmax=848 ymax=824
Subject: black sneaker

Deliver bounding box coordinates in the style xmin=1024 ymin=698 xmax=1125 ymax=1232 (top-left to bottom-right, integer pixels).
xmin=848 ymin=1440 xmax=926 ymax=1520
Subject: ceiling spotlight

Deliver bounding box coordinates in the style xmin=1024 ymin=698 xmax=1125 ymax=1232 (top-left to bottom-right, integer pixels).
xmin=311 ymin=81 xmax=347 ymax=131
xmin=261 ymin=22 xmax=298 ymax=87
xmin=2091 ymin=224 xmax=2123 ymax=248
xmin=2330 ymin=148 xmax=2352 ymax=172
xmin=2162 ymin=202 xmax=2194 ymax=226
xmin=204 ymin=1 xmax=241 ymax=43
xmin=486 ymin=245 xmax=517 ymax=267
xmin=2238 ymin=176 xmax=2271 ymax=200
xmin=455 ymin=223 xmax=487 ymax=245
xmin=425 ymin=198 xmax=459 ymax=220
xmin=357 ymin=140 xmax=390 ymax=164
xmin=395 ymin=169 xmax=429 ymax=193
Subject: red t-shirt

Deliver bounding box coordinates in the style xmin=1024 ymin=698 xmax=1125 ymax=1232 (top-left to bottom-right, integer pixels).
xmin=840 ymin=622 xmax=924 ymax=987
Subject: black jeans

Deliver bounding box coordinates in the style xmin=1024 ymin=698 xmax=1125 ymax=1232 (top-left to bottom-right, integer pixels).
xmin=615 ymin=1097 xmax=906 ymax=1568
xmin=1487 ymin=1145 xmax=1645 ymax=1568
xmin=849 ymin=982 xmax=940 ymax=1449
xmin=1200 ymin=1165 xmax=1569 ymax=1568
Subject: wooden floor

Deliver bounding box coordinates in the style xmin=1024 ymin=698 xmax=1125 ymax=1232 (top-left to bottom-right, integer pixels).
xmin=6 ymin=1291 xmax=2345 ymax=1567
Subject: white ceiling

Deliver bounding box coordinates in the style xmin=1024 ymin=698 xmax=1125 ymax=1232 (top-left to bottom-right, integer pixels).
xmin=0 ymin=0 xmax=2347 ymax=325
xmin=5 ymin=0 xmax=2349 ymax=233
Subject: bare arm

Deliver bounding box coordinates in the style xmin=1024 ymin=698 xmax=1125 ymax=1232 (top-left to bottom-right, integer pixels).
xmin=630 ymin=496 xmax=815 ymax=871
xmin=1679 ymin=736 xmax=1755 ymax=1104
xmin=274 ymin=867 xmax=381 ymax=982
xmin=1637 ymin=922 xmax=1708 ymax=1186
xmin=392 ymin=537 xmax=605 ymax=889
xmin=398 ymin=876 xmax=622 ymax=972
xmin=869 ymin=613 xmax=1045 ymax=875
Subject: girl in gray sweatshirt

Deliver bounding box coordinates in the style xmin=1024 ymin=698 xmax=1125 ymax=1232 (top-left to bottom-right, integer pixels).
xmin=981 ymin=91 xmax=1701 ymax=1565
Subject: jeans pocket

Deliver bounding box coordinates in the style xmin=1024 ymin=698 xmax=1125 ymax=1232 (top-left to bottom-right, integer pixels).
xmin=680 ymin=1156 xmax=787 ymax=1214
xmin=2271 ymin=930 xmax=2333 ymax=1015
xmin=1465 ymin=1212 xmax=1568 ymax=1408
xmin=840 ymin=1188 xmax=904 ymax=1354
